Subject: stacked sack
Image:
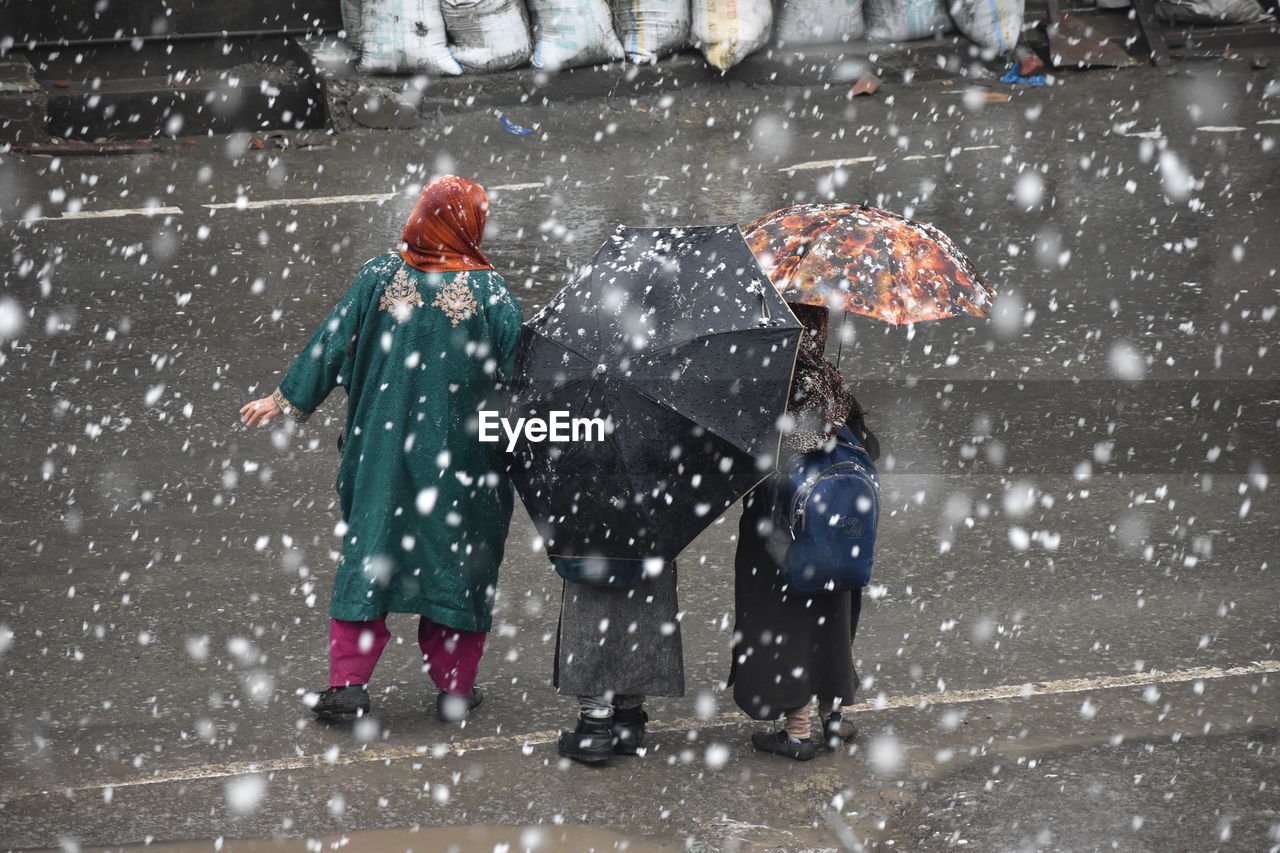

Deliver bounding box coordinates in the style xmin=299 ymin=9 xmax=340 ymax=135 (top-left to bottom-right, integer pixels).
xmin=526 ymin=0 xmax=624 ymax=69
xmin=445 ymin=0 xmax=534 ymax=72
xmin=774 ymin=0 xmax=865 ymax=46
xmin=344 ymin=0 xmax=532 ymax=73
xmin=691 ymin=0 xmax=772 ymax=69
xmin=864 ymin=0 xmax=951 ymax=41
xmin=353 ymin=0 xmax=462 ymax=74
xmin=338 ymin=0 xmax=1023 ymax=75
xmin=613 ymin=0 xmax=691 ymax=64
xmin=527 ymin=0 xmax=777 ymax=70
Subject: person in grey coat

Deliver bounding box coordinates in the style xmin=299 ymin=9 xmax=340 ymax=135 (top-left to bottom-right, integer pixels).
xmin=553 ymin=555 xmax=684 ymax=764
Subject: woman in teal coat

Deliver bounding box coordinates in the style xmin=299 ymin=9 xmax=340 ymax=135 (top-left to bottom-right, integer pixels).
xmin=239 ymin=176 xmax=522 ymax=722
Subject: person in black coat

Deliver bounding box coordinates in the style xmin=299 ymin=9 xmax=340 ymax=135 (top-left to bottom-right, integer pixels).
xmin=728 ymin=302 xmax=879 ymax=760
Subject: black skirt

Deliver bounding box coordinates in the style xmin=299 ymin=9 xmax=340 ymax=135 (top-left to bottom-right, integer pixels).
xmin=728 ymin=486 xmax=862 ymax=720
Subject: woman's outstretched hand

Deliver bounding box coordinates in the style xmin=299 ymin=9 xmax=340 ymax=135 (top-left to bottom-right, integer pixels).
xmin=240 ymin=395 xmax=283 ymax=428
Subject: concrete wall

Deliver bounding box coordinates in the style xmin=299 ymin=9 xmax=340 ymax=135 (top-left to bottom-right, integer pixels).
xmin=2 ymin=0 xmax=342 ymax=45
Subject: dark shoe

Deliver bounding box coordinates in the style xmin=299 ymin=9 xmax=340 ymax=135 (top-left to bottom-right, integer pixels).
xmin=823 ymin=712 xmax=857 ymax=746
xmin=612 ymin=706 xmax=648 ymax=755
xmin=558 ymin=714 xmax=615 ymax=764
xmin=310 ymin=685 xmax=370 ymax=720
xmin=437 ymin=687 xmax=483 ymax=722
xmin=751 ymin=729 xmax=818 ymax=761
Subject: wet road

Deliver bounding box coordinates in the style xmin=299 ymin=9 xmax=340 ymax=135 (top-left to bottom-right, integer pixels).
xmin=1 ymin=51 xmax=1279 ymax=851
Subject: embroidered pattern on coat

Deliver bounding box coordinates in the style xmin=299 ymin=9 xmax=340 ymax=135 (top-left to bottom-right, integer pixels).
xmin=379 ymin=267 xmax=425 ymax=317
xmin=272 ymin=387 xmax=311 ymax=423
xmin=432 ymin=271 xmax=479 ymax=327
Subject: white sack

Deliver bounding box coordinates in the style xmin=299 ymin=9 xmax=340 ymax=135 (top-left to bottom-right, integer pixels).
xmin=691 ymin=0 xmax=773 ymax=69
xmin=359 ymin=0 xmax=464 ymax=74
xmin=529 ymin=0 xmax=626 ymax=70
xmin=949 ymin=0 xmax=1023 ymax=53
xmin=864 ymin=0 xmax=952 ymax=40
xmin=443 ymin=0 xmax=533 ymax=71
xmin=611 ymin=0 xmax=691 ymax=63
xmin=774 ymin=0 xmax=866 ymax=45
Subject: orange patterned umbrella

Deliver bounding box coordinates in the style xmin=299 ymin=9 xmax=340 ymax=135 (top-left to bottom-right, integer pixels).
xmin=744 ymin=203 xmax=995 ymax=326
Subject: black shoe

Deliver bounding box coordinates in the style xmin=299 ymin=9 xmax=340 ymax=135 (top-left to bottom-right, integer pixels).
xmin=437 ymin=687 xmax=484 ymax=722
xmin=612 ymin=706 xmax=648 ymax=755
xmin=823 ymin=712 xmax=856 ymax=746
xmin=557 ymin=714 xmax=615 ymax=764
xmin=751 ymin=729 xmax=818 ymax=761
xmin=310 ymin=684 xmax=370 ymax=720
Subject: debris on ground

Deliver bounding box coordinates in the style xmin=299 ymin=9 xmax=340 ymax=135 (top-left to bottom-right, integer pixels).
xmin=849 ymin=73 xmax=882 ymax=97
xmin=501 ymin=115 xmax=535 ymax=135
xmin=11 ymin=139 xmax=161 ymax=156
xmin=1018 ymin=53 xmax=1047 ymax=76
xmin=249 ymin=131 xmax=336 ymax=150
xmin=1001 ymin=62 xmax=1049 ymax=85
xmin=1045 ymin=11 xmax=1140 ymax=68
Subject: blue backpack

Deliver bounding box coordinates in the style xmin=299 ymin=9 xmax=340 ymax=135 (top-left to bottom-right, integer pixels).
xmin=770 ymin=426 xmax=880 ymax=593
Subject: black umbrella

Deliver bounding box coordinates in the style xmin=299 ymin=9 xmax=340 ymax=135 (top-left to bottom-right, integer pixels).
xmin=509 ymin=225 xmax=802 ymax=562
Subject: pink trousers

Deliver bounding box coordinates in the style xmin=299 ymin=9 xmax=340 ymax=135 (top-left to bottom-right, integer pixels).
xmin=329 ymin=616 xmax=486 ymax=696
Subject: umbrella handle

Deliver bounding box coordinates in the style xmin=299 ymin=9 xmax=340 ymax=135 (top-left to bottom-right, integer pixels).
xmin=835 ymin=311 xmax=847 ymax=369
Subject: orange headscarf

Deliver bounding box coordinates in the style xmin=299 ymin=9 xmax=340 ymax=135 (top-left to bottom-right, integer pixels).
xmin=400 ymin=176 xmax=495 ymax=273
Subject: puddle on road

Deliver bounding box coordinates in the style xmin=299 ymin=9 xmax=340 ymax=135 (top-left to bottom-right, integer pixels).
xmin=73 ymin=825 xmax=682 ymax=853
